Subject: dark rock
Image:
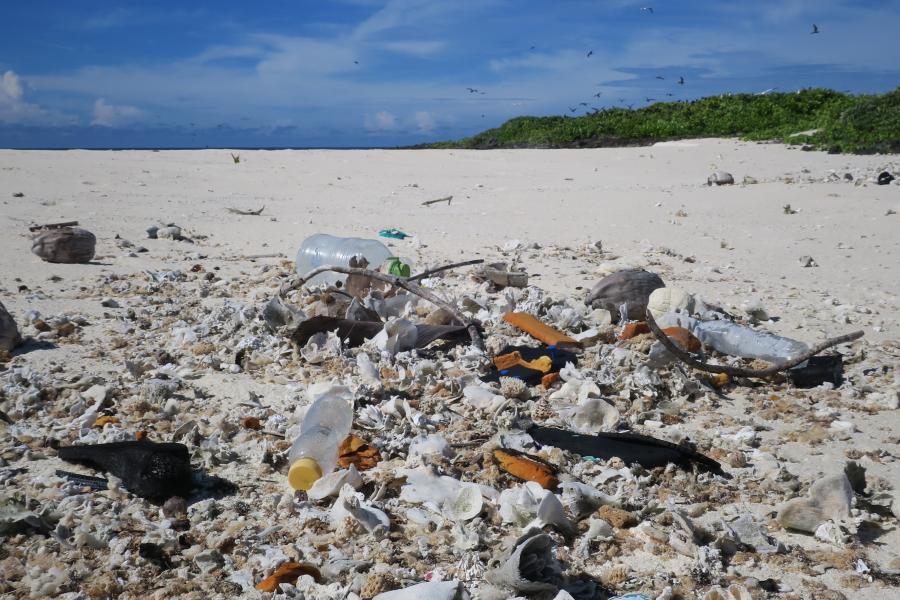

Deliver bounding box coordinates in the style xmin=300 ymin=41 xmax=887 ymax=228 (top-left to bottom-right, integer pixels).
xmin=877 ymin=171 xmax=895 ymax=185
xmin=31 ymin=227 xmax=96 ymax=264
xmin=585 ymin=269 xmax=665 ymax=321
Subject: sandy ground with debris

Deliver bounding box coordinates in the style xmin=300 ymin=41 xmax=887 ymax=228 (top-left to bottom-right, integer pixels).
xmin=0 ymin=139 xmax=898 ymax=599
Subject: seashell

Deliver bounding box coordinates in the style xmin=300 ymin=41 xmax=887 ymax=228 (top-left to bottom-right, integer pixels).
xmin=526 ymin=492 xmax=575 ymax=536
xmin=463 ymin=385 xmax=505 ymax=411
xmin=307 ymin=464 xmax=363 ymax=501
xmin=702 ymin=585 xmax=751 ymax=600
xmin=561 ymin=481 xmax=623 ymax=519
xmin=581 ymin=517 xmax=614 ymax=543
xmin=156 ymin=225 xmax=182 ymax=239
xmin=648 ymin=287 xmax=695 ymax=318
xmin=563 ymin=397 xmax=620 ymax=433
xmin=707 ymin=171 xmax=735 ymax=186
xmin=31 ymin=227 xmax=96 ymax=264
xmin=0 ymin=300 xmax=21 ymax=353
xmin=585 ymin=269 xmax=664 ymax=322
xmin=372 ymin=581 xmax=468 ymax=600
xmin=776 ymin=472 xmax=853 ymax=533
xmin=262 ymin=297 xmax=306 ymax=332
xmin=485 ymin=531 xmax=562 ymax=593
xmin=330 ymin=483 xmax=389 ymax=535
xmin=356 ymin=352 xmax=381 ymax=386
xmin=373 ymin=318 xmax=418 ymax=355
xmin=444 ymin=483 xmax=483 ymax=521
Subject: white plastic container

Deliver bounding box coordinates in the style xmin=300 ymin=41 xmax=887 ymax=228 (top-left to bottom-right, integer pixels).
xmin=295 ymin=234 xmax=393 ymax=286
xmin=287 ymin=385 xmax=354 ymax=491
xmin=656 ymin=313 xmax=809 ymax=364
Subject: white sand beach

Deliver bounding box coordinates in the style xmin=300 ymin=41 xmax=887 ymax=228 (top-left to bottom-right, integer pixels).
xmin=1 ymin=140 xmax=898 ymax=598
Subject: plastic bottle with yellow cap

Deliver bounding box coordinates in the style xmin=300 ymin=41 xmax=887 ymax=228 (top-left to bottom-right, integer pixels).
xmin=287 ymin=385 xmax=354 ymax=491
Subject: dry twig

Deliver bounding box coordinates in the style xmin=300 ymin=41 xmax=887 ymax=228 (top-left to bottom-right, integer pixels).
xmin=645 ymin=308 xmax=864 ymax=378
xmin=226 ymin=206 xmax=265 ymax=216
xmin=29 ymin=220 xmax=79 ymax=232
xmin=283 ymin=264 xmax=484 ymax=351
xmin=407 ymin=259 xmax=484 ymax=282
xmin=422 ymin=195 xmax=452 ymax=206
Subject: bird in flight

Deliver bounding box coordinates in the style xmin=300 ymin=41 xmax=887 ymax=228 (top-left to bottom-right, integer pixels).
xmin=645 ymin=97 xmax=656 ymax=103
xmin=586 ymin=50 xmax=593 ymax=58
xmin=678 ymin=76 xmax=685 ymax=85
xmin=529 ymin=45 xmax=536 ymax=51
xmin=569 ymin=107 xmax=577 ymax=113
xmin=655 ymin=76 xmax=665 ymax=80
xmin=811 ymin=24 xmax=819 ymax=34
xmin=466 ymin=87 xmax=478 ymax=93
xmin=594 ymin=92 xmax=603 ymax=98
xmin=666 ymin=92 xmax=674 ymax=97
xmin=756 ymin=87 xmax=778 ymax=95
xmin=579 ymin=102 xmax=588 ymax=106
xmin=641 ymin=7 xmax=654 ymax=14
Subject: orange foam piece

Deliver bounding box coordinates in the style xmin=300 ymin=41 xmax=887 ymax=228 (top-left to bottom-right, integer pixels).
xmin=502 ymin=312 xmax=578 ymax=347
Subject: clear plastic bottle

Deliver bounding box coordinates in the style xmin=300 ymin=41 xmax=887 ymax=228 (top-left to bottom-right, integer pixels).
xmin=691 ymin=320 xmax=809 ymax=363
xmin=295 ymin=234 xmax=394 ymax=285
xmin=287 ymin=386 xmax=354 ymax=491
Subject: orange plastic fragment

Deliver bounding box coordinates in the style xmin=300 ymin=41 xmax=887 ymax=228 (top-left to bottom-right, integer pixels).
xmin=710 ymin=373 xmax=731 ymax=389
xmin=338 ymin=435 xmax=381 ymax=470
xmin=493 ymin=448 xmax=559 ymax=490
xmin=241 ymin=416 xmax=262 ymax=430
xmin=502 ymin=312 xmax=578 ymax=347
xmin=618 ymin=322 xmax=651 ymax=340
xmin=661 ymin=327 xmax=701 ymax=353
xmin=94 ymin=415 xmax=120 ymax=428
xmin=493 ymin=351 xmax=553 ymax=373
xmin=255 ymin=562 xmax=323 ymax=592
xmin=541 ymin=372 xmax=561 ymax=388
xmin=135 ymin=430 xmax=148 ymax=441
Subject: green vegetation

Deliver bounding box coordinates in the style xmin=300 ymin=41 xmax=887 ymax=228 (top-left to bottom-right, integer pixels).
xmin=425 ymin=88 xmax=900 ymax=154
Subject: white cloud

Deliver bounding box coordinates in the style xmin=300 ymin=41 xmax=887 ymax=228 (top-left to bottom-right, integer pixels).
xmin=0 ymin=70 xmax=76 ymax=126
xmin=91 ymin=98 xmax=145 ymax=127
xmin=381 ymin=40 xmax=446 ymax=57
xmin=365 ymin=110 xmax=397 ymax=130
xmin=413 ymin=110 xmax=435 ymax=133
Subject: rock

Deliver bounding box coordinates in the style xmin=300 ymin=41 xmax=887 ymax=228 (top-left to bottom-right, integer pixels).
xmin=776 ymin=473 xmax=853 ymax=533
xmin=798 ymin=255 xmax=818 ymax=268
xmin=707 ymin=171 xmax=735 ymax=186
xmin=597 ymin=505 xmax=638 ymax=528
xmin=0 ymin=300 xmax=22 ymax=353
xmin=100 ymin=298 xmax=120 ymax=308
xmin=877 ymin=171 xmax=895 ymax=185
xmin=157 ymin=226 xmax=182 ymax=240
xmin=585 ymin=269 xmax=665 ymax=322
xmin=31 ymin=227 xmax=96 ymax=264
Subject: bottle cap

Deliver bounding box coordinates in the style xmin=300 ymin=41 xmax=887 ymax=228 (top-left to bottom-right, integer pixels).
xmin=288 ymin=457 xmax=323 ymax=491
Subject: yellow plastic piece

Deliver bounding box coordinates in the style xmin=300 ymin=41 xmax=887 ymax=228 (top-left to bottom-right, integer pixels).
xmin=288 ymin=457 xmax=323 ymax=491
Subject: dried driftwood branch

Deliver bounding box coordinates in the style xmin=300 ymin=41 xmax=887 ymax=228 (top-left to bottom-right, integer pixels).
xmin=422 ymin=195 xmax=452 ymax=207
xmin=283 ymin=264 xmax=484 ymax=351
xmin=29 ymin=220 xmax=79 ymax=232
xmin=226 ymin=206 xmax=265 ymax=216
xmin=645 ymin=308 xmax=864 ymax=378
xmin=407 ymin=259 xmax=484 ymax=282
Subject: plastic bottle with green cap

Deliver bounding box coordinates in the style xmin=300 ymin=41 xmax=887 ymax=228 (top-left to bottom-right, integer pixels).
xmin=287 ymin=385 xmax=354 ymax=491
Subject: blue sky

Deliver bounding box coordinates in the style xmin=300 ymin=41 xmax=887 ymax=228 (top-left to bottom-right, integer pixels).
xmin=1 ymin=0 xmax=899 ymax=148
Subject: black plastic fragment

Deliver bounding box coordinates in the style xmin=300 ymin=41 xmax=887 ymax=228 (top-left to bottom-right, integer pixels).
xmin=788 ymin=355 xmax=843 ymax=388
xmin=527 ymin=425 xmax=727 ymax=477
xmin=57 ymin=440 xmax=193 ymax=501
xmin=55 ymin=469 xmax=109 ymax=491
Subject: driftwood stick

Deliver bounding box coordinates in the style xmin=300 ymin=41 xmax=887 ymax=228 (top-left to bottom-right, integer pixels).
xmin=287 ymin=264 xmax=484 ymax=351
xmin=29 ymin=220 xmax=79 ymax=232
xmin=645 ymin=308 xmax=864 ymax=378
xmin=422 ymin=195 xmax=452 ymax=206
xmin=407 ymin=259 xmax=484 ymax=282
xmin=226 ymin=206 xmax=265 ymax=216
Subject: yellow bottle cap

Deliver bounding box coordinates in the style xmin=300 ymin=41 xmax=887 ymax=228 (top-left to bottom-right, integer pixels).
xmin=288 ymin=457 xmax=323 ymax=491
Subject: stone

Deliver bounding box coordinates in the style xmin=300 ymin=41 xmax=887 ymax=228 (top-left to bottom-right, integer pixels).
xmin=31 ymin=227 xmax=96 ymax=264
xmin=707 ymin=171 xmax=735 ymax=186
xmin=597 ymin=505 xmax=638 ymax=528
xmin=0 ymin=300 xmax=21 ymax=353
xmin=776 ymin=473 xmax=853 ymax=533
xmin=585 ymin=269 xmax=664 ymax=322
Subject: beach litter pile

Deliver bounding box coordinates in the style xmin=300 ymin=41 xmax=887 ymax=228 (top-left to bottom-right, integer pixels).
xmin=1 ymin=231 xmax=898 ymax=600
